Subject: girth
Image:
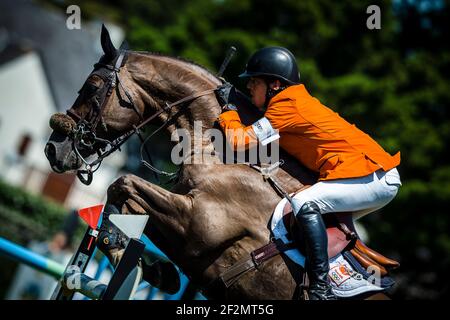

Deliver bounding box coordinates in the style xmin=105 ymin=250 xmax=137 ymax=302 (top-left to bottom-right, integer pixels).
xmin=219 ymin=239 xmax=296 ymax=288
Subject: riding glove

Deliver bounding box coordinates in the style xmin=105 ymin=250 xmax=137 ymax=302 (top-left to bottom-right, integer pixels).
xmin=215 ymin=82 xmax=237 ymax=107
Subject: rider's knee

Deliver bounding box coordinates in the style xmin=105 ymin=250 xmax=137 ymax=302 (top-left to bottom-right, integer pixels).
xmin=294 ymin=201 xmax=321 ymax=218
xmin=385 ymin=184 xmax=400 ymax=200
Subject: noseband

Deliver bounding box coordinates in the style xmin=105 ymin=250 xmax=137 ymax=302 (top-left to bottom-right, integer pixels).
xmin=64 ymin=50 xmax=216 ymax=185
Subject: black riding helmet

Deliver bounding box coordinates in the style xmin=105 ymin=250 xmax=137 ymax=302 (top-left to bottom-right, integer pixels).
xmin=239 ymin=47 xmax=300 ymax=85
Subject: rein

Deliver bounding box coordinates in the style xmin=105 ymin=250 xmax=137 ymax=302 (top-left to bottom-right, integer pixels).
xmin=67 ymin=50 xmax=217 ymax=185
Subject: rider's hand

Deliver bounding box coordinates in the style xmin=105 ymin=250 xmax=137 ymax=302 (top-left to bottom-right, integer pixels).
xmin=215 ymin=82 xmax=236 ymax=107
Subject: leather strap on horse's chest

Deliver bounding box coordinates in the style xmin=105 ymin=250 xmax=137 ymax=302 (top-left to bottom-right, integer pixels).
xmin=219 ymin=239 xmax=295 ymax=288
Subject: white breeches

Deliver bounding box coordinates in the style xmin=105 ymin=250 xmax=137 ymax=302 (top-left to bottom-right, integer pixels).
xmin=292 ymin=168 xmax=402 ymax=220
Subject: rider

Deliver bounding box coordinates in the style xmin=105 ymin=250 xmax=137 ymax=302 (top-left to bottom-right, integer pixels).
xmin=215 ymin=47 xmax=402 ymax=300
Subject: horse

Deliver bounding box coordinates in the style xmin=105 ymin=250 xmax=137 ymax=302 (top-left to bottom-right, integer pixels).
xmin=45 ymin=25 xmax=395 ymax=300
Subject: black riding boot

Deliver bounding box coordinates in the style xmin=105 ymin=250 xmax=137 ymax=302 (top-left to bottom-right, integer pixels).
xmin=294 ymin=201 xmax=337 ymax=300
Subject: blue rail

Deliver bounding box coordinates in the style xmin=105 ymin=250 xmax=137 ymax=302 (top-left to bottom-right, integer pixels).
xmin=0 ymin=237 xmax=65 ymax=279
xmin=0 ymin=235 xmax=206 ymax=300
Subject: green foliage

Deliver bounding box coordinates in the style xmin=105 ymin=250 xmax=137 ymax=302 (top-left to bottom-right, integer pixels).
xmin=0 ymin=179 xmax=67 ymax=243
xmin=0 ymin=179 xmax=70 ymax=299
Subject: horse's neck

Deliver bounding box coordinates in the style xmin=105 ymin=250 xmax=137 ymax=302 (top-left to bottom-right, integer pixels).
xmin=129 ymin=53 xmax=221 ymax=156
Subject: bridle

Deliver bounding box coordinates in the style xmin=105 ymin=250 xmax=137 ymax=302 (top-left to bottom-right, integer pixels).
xmin=67 ymin=50 xmax=217 ymax=185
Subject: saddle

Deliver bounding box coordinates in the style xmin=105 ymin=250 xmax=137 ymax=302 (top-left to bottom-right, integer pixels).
xmin=282 ymin=188 xmax=400 ymax=276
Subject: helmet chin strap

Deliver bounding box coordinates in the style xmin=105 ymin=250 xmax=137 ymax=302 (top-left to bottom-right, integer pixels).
xmin=264 ymin=81 xmax=288 ymax=110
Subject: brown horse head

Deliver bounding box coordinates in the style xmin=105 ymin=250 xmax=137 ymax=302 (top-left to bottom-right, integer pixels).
xmin=45 ymin=24 xmax=226 ymax=184
xmin=45 ymin=25 xmax=146 ymax=175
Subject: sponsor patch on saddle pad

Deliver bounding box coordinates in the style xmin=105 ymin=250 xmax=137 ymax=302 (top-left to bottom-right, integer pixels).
xmin=270 ymin=197 xmax=391 ymax=298
xmin=328 ymin=254 xmax=389 ymax=298
xmin=329 ymin=262 xmax=352 ymax=286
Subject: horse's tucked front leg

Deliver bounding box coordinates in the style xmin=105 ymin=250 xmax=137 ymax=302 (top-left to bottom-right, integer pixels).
xmin=107 ymin=174 xmax=192 ymax=219
xmin=96 ymin=174 xmax=190 ymax=294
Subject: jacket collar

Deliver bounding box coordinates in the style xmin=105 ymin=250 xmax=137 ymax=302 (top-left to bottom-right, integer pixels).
xmin=268 ymin=84 xmax=311 ymax=105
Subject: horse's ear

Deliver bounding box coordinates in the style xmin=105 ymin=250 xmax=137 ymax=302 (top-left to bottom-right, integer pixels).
xmin=100 ymin=23 xmax=117 ymax=59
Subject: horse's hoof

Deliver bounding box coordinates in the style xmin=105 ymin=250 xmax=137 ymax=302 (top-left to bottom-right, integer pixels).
xmin=102 ymin=248 xmax=125 ymax=267
xmin=142 ymin=260 xmax=181 ymax=294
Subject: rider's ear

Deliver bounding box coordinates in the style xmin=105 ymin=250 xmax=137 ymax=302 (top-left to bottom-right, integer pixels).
xmin=269 ymin=80 xmax=282 ymax=91
xmin=100 ymin=23 xmax=117 ymax=60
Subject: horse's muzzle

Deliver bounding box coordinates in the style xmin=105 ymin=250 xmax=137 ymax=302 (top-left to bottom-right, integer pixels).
xmin=45 ymin=131 xmax=82 ymax=173
xmin=44 ymin=142 xmax=64 ymax=173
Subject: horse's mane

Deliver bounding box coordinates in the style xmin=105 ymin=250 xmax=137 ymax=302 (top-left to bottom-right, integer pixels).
xmin=133 ymin=50 xmax=221 ymax=85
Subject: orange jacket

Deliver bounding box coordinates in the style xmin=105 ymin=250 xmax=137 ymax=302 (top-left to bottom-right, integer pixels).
xmin=218 ymin=84 xmax=400 ymax=181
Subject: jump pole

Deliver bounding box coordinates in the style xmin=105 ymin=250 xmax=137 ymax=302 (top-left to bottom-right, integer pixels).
xmin=0 ymin=236 xmax=65 ymax=279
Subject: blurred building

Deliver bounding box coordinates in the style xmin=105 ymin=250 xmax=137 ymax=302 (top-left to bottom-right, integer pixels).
xmin=0 ymin=0 xmax=128 ymax=208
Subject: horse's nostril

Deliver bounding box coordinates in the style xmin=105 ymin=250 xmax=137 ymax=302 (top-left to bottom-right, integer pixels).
xmin=45 ymin=143 xmax=56 ymax=160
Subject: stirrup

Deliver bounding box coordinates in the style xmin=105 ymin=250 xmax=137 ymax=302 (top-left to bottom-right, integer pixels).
xmin=299 ymin=285 xmax=310 ymax=301
xmin=298 ymin=271 xmax=310 ymax=300
xmin=308 ymin=284 xmax=338 ymax=300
